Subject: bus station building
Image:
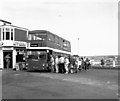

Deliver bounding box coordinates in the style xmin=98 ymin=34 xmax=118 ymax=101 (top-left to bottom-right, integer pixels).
xmin=0 ymin=24 xmax=29 ymax=69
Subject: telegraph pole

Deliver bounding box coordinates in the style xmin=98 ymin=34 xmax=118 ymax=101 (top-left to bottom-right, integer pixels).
xmin=77 ymin=37 xmax=79 ymax=55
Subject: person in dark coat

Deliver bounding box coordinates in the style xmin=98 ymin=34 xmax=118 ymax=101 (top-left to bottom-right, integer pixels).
xmin=85 ymin=58 xmax=90 ymax=70
xmin=101 ymin=58 xmax=105 ymax=67
xmin=81 ymin=57 xmax=85 ymax=70
xmin=58 ymin=55 xmax=65 ymax=73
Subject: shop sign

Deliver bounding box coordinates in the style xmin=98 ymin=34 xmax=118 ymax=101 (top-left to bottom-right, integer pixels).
xmin=30 ymin=44 xmax=38 ymax=47
xmin=2 ymin=47 xmax=13 ymax=50
xmin=13 ymin=42 xmax=26 ymax=47
xmin=1 ymin=41 xmax=13 ymax=46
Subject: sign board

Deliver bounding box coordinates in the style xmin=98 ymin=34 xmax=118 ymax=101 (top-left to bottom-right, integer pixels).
xmin=30 ymin=44 xmax=38 ymax=47
xmin=2 ymin=41 xmax=13 ymax=46
xmin=2 ymin=47 xmax=13 ymax=50
xmin=13 ymin=42 xmax=26 ymax=47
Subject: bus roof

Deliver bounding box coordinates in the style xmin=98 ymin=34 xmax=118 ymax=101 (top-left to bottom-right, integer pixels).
xmin=29 ymin=30 xmax=70 ymax=43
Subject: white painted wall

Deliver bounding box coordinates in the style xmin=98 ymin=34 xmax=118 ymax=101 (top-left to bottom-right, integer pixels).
xmin=0 ymin=50 xmax=3 ymax=69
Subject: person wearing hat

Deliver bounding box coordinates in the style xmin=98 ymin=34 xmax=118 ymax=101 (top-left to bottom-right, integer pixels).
xmin=5 ymin=54 xmax=11 ymax=69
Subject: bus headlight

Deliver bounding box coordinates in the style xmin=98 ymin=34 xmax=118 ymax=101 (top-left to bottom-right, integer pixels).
xmin=26 ymin=63 xmax=28 ymax=66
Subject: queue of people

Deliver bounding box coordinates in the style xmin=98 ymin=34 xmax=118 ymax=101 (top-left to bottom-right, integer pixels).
xmin=49 ymin=55 xmax=91 ymax=74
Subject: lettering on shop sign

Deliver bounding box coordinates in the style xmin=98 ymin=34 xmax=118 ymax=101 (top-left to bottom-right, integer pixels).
xmin=13 ymin=42 xmax=26 ymax=47
xmin=30 ymin=44 xmax=38 ymax=47
xmin=2 ymin=47 xmax=13 ymax=50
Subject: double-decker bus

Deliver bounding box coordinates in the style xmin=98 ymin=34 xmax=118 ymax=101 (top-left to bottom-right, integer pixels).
xmin=26 ymin=30 xmax=71 ymax=71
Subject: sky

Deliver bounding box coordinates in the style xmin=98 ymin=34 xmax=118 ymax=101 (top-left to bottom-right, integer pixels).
xmin=0 ymin=0 xmax=118 ymax=56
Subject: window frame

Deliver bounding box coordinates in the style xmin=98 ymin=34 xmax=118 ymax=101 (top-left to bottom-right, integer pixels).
xmin=1 ymin=27 xmax=14 ymax=41
xmin=6 ymin=31 xmax=10 ymax=40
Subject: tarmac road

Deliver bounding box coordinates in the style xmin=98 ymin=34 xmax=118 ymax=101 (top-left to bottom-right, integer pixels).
xmin=2 ymin=69 xmax=119 ymax=99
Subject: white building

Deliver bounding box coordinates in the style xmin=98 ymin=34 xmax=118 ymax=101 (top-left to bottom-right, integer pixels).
xmin=0 ymin=24 xmax=29 ymax=69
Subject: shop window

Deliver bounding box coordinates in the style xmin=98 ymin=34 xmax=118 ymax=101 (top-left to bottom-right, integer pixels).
xmin=16 ymin=54 xmax=24 ymax=62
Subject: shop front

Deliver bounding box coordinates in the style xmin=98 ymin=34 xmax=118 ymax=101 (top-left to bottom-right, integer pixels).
xmin=0 ymin=24 xmax=28 ymax=69
xmin=3 ymin=47 xmax=13 ymax=69
xmin=0 ymin=41 xmax=27 ymax=69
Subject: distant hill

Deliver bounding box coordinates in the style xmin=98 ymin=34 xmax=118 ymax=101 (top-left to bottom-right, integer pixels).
xmin=80 ymin=55 xmax=119 ymax=61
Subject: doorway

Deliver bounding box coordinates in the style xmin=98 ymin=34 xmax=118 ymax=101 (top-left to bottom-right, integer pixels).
xmin=3 ymin=51 xmax=12 ymax=69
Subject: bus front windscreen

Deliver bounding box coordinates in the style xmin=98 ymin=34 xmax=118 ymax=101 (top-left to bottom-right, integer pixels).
xmin=26 ymin=50 xmax=46 ymax=60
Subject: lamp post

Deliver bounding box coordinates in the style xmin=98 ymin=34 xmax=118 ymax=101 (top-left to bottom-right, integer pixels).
xmin=77 ymin=37 xmax=79 ymax=55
